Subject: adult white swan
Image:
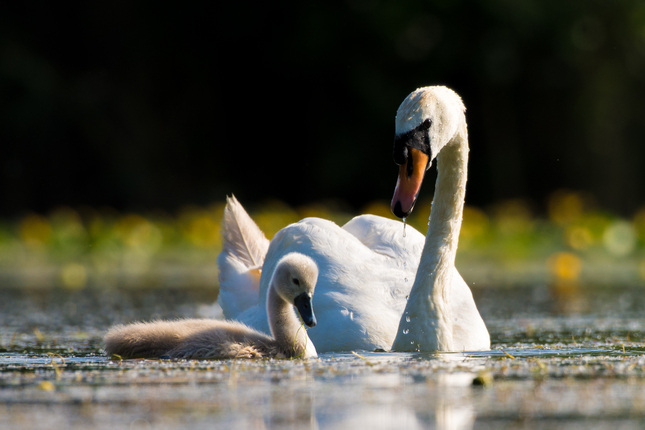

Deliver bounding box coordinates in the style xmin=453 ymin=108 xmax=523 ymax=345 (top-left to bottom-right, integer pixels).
xmin=217 ymin=86 xmax=489 ymax=353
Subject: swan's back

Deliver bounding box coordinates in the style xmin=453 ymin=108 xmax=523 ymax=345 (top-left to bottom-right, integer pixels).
xmin=343 ymin=215 xmax=420 ymax=259
xmin=245 ymin=215 xmax=426 ymax=352
xmin=244 ymin=215 xmax=488 ymax=352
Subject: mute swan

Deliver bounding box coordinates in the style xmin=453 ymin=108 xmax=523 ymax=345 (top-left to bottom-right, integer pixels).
xmin=390 ymin=86 xmax=487 ymax=351
xmin=104 ymin=253 xmax=319 ymax=359
xmin=218 ymin=86 xmax=489 ymax=353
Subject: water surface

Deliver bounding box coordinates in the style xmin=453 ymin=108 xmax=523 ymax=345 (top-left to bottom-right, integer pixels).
xmin=0 ymin=284 xmax=644 ymax=429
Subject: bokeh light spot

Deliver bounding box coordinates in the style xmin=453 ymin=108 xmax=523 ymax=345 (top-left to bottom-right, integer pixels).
xmin=548 ymin=252 xmax=582 ymax=281
xmin=60 ymin=263 xmax=88 ymax=290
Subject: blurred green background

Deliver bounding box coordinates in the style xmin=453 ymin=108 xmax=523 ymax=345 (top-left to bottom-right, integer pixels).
xmin=2 ymin=1 xmax=645 ymax=289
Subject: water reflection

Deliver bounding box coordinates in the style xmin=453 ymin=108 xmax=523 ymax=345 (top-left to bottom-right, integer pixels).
xmin=435 ymin=400 xmax=475 ymax=430
xmin=435 ymin=374 xmax=477 ymax=430
xmin=264 ymin=355 xmax=481 ymax=430
xmin=0 ymin=286 xmax=644 ymax=428
xmin=549 ymin=279 xmax=585 ymax=315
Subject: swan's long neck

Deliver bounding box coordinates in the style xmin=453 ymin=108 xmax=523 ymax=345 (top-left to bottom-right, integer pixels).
xmin=392 ymin=126 xmax=468 ymax=352
xmin=267 ymin=286 xmax=311 ymax=358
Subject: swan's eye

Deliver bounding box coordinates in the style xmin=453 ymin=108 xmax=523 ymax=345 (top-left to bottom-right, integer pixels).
xmin=292 ymin=278 xmax=300 ymax=286
xmin=422 ymin=118 xmax=432 ymax=130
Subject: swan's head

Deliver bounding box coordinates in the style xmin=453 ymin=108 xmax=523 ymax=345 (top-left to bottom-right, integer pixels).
xmin=272 ymin=252 xmax=319 ymax=328
xmin=391 ymin=86 xmax=466 ymax=218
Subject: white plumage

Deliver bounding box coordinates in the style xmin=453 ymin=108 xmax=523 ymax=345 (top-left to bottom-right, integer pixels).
xmin=217 ymin=86 xmax=490 ymax=353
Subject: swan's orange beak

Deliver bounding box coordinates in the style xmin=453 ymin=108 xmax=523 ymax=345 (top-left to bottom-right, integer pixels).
xmin=391 ymin=147 xmax=429 ymax=218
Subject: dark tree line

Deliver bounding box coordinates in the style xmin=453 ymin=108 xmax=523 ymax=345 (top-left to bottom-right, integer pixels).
xmin=2 ymin=0 xmax=645 ymax=216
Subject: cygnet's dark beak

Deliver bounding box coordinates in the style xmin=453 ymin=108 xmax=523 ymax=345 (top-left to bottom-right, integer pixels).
xmin=294 ymin=293 xmax=317 ymax=328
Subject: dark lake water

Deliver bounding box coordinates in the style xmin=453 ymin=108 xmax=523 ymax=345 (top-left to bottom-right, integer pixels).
xmin=1 ymin=283 xmax=644 ymax=429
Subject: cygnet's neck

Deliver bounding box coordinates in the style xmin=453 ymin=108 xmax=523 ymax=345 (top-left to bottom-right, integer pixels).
xmin=393 ymin=127 xmax=468 ymax=352
xmin=267 ymin=286 xmax=312 ymax=358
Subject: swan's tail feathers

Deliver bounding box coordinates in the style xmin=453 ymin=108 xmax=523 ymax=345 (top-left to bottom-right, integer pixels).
xmin=221 ymin=195 xmax=269 ymax=269
xmin=217 ymin=195 xmax=270 ymax=319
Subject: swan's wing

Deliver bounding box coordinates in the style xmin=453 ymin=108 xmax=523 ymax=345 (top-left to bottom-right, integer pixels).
xmin=342 ymin=214 xmax=425 ymax=259
xmin=217 ymin=196 xmax=270 ymax=319
xmin=450 ymin=268 xmax=490 ymax=351
xmin=234 ymin=303 xmax=270 ymax=333
xmin=216 ymin=254 xmax=263 ymax=319
xmin=220 ymin=195 xmax=269 ymax=267
xmin=254 ymin=217 xmax=423 ymax=352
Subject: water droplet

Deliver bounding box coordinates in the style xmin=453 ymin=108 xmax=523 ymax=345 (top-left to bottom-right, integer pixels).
xmin=403 ymin=329 xmax=409 ymax=334
xmin=411 ymin=341 xmax=414 ymax=345
xmin=406 ymin=315 xmax=411 ymax=323
xmin=404 ymin=278 xmax=408 ymax=282
xmin=402 ymin=218 xmax=407 ymax=238
xmin=405 ymin=295 xmax=409 ymax=301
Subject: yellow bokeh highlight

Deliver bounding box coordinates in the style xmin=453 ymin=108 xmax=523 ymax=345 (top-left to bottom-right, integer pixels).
xmin=565 ymin=225 xmax=593 ymax=250
xmin=548 ymin=190 xmax=587 ymax=225
xmin=460 ymin=206 xmax=490 ymax=247
xmin=48 ymin=206 xmax=88 ymax=251
xmin=548 ymin=252 xmax=582 ymax=281
xmin=20 ymin=214 xmax=52 ymax=247
xmin=117 ymin=214 xmax=163 ymax=251
xmin=406 ymin=201 xmax=433 ymax=231
xmin=632 ymin=207 xmax=645 ymax=242
xmin=49 ymin=206 xmax=83 ymax=229
xmin=361 ymin=200 xmax=394 ymax=219
xmin=492 ymin=199 xmax=533 ymax=234
xmin=187 ymin=216 xmax=220 ymax=248
xmin=38 ymin=381 xmax=55 ymax=392
xmin=7 ymin=195 xmax=645 ymax=290
xmin=178 ymin=206 xmax=221 ymax=248
xmin=639 ymin=259 xmax=645 ymax=280
xmin=602 ymin=220 xmax=636 ymax=256
xmin=252 ymin=200 xmax=299 ymax=238
xmin=297 ymin=202 xmax=351 ymax=225
xmin=60 ymin=263 xmax=87 ymax=290
xmin=460 ymin=206 xmax=490 ymax=239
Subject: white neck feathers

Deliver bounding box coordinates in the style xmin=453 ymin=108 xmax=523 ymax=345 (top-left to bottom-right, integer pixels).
xmin=392 ymin=126 xmax=468 ymax=352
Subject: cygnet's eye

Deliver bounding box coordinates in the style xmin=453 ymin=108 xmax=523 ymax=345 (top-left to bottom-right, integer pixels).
xmin=422 ymin=118 xmax=432 ymax=130
xmin=292 ymin=278 xmax=300 ymax=286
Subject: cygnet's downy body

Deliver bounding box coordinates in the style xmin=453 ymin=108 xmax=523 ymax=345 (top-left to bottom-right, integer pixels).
xmin=104 ymin=253 xmax=318 ymax=359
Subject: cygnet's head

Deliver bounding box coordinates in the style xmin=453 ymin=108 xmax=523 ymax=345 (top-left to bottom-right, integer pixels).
xmin=272 ymin=252 xmax=319 ymax=327
xmin=391 ymin=86 xmax=466 ymax=218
